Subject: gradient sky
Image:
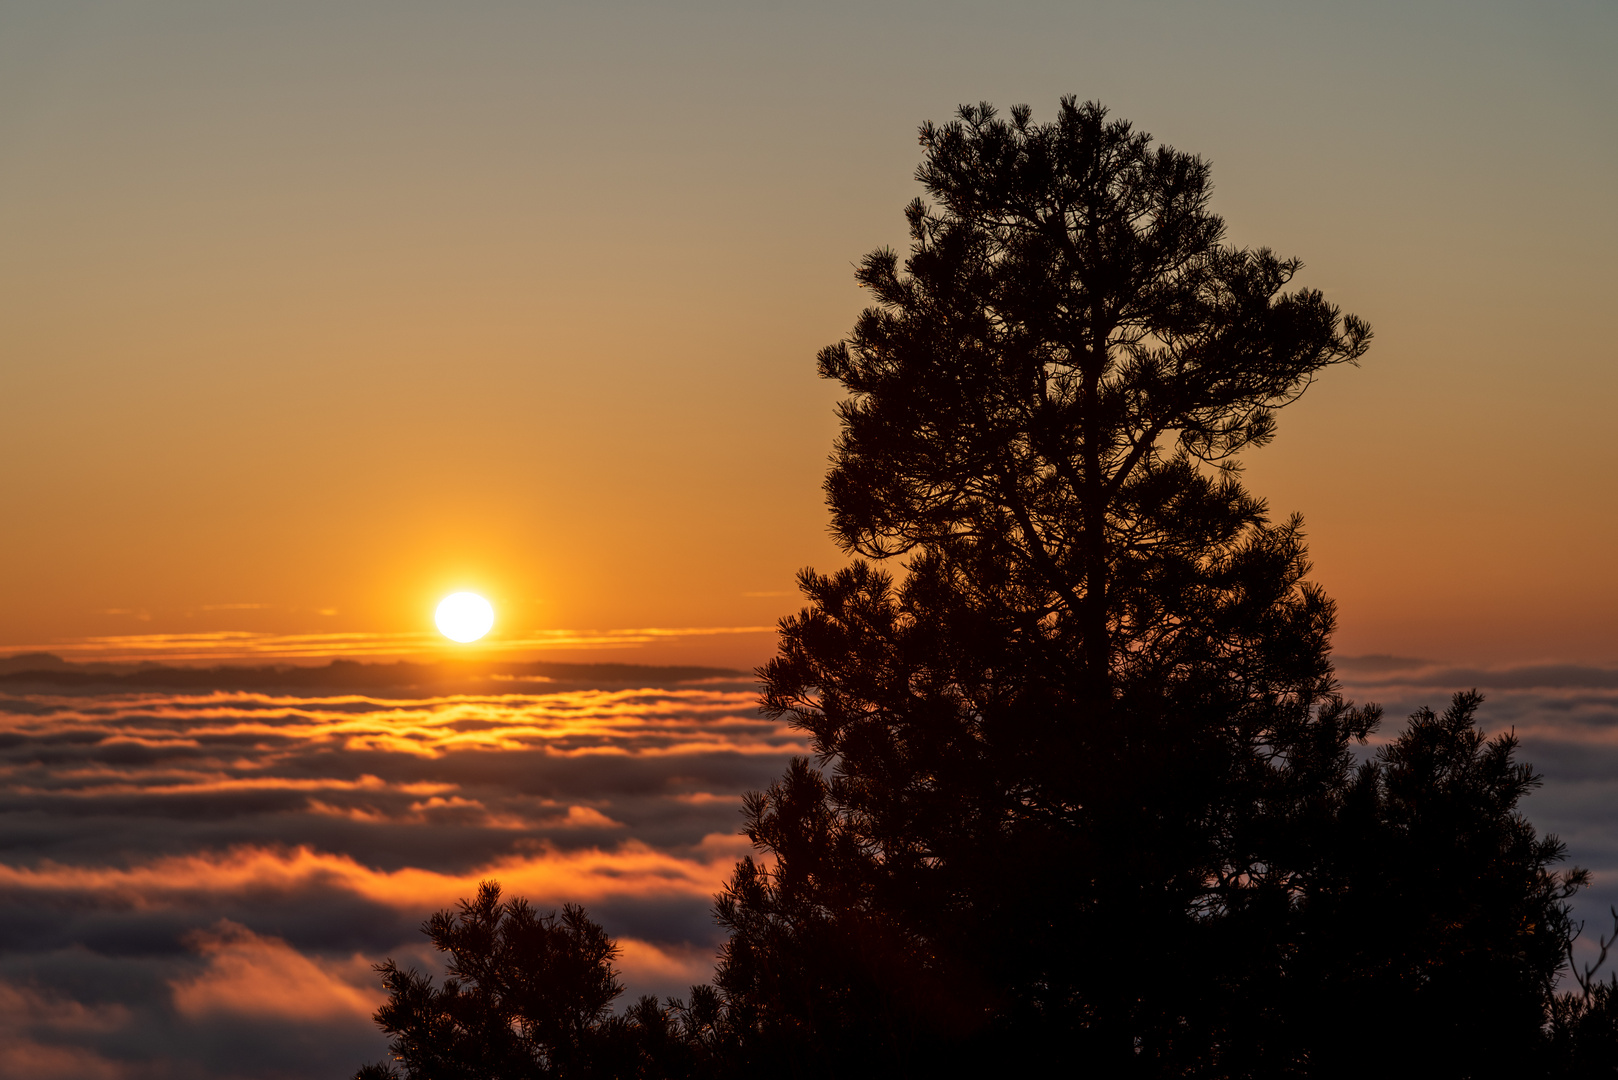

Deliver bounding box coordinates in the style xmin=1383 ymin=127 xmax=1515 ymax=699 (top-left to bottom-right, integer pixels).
xmin=3 ymin=0 xmax=1615 ymax=668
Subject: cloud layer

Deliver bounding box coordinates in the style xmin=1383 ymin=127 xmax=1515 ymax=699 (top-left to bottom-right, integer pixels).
xmin=0 ymin=677 xmax=795 ymax=1078
xmin=2 ymin=626 xmax=778 ymax=663
xmin=3 ymin=659 xmax=1616 ymax=1076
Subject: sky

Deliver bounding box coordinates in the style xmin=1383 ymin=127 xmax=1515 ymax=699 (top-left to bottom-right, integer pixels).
xmin=2 ymin=0 xmax=1615 ymax=670
xmin=1 ymin=5 xmax=1616 ymax=1075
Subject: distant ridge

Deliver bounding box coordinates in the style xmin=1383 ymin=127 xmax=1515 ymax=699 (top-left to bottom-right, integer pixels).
xmin=0 ymin=654 xmax=750 ymax=692
xmin=0 ymin=652 xmax=169 ymax=676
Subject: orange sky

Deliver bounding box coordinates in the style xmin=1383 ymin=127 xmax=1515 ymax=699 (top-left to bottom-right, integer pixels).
xmin=2 ymin=1 xmax=1614 ymax=669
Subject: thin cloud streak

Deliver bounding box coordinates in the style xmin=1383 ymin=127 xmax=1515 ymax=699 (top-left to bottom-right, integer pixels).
xmin=2 ymin=626 xmax=778 ymax=663
xmin=0 ymin=839 xmax=747 ymax=908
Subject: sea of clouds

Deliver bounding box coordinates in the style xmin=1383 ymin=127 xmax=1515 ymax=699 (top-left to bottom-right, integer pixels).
xmin=0 ymin=658 xmax=1614 ymax=1078
xmin=0 ymin=676 xmax=799 ymax=1078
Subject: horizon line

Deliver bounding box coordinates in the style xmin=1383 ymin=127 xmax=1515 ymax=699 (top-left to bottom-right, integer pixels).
xmin=0 ymin=626 xmax=778 ymax=664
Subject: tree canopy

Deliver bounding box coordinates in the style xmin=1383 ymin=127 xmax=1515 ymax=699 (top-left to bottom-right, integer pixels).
xmin=356 ymin=99 xmax=1608 ymax=1080
xmin=719 ymin=95 xmax=1379 ymax=1072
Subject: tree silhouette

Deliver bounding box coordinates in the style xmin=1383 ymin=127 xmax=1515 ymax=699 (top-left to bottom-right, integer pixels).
xmin=356 ymin=882 xmax=629 ymax=1079
xmin=357 ymin=99 xmax=1610 ymax=1077
xmin=715 ymin=97 xmax=1377 ymax=1072
xmin=1549 ymin=911 xmax=1618 ymax=1076
xmin=356 ymin=881 xmax=739 ymax=1080
xmin=1273 ymin=692 xmax=1585 ymax=1077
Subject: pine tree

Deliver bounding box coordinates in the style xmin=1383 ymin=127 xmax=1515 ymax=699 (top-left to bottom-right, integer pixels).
xmin=715 ymin=97 xmax=1381 ymax=1071
xmin=1294 ymin=693 xmax=1587 ymax=1078
xmin=358 ymin=882 xmax=630 ymax=1080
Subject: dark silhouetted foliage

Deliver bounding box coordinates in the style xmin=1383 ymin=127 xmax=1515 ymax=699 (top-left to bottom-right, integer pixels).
xmin=1285 ymin=692 xmax=1585 ymax=1077
xmin=356 ymin=882 xmax=740 ymax=1080
xmin=1549 ymin=917 xmax=1618 ymax=1078
xmin=356 ymin=98 xmax=1617 ymax=1078
xmin=715 ymin=95 xmax=1377 ymax=1074
xmin=356 ymin=883 xmax=626 ymax=1080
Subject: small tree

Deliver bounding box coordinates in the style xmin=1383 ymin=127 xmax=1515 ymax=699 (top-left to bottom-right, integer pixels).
xmin=356 ymin=881 xmax=738 ymax=1080
xmin=357 ymin=882 xmax=629 ymax=1080
xmin=1294 ymin=693 xmax=1587 ymax=1078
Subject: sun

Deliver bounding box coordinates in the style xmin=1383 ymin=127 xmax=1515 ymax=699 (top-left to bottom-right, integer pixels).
xmin=435 ymin=592 xmax=494 ymax=643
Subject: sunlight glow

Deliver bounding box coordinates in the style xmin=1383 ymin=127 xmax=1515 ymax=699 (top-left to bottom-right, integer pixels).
xmin=434 ymin=592 xmax=494 ymax=643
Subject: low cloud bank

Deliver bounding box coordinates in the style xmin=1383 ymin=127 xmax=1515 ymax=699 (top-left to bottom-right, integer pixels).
xmin=0 ymin=674 xmax=791 ymax=1079
xmin=2 ymin=659 xmax=1615 ymax=1076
